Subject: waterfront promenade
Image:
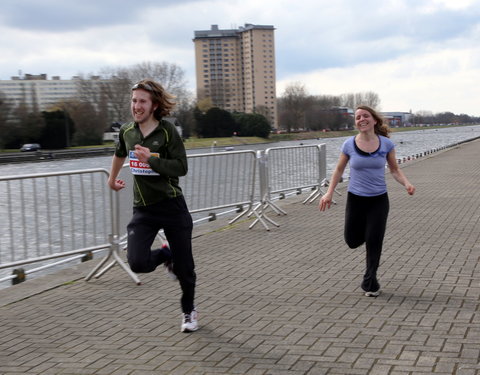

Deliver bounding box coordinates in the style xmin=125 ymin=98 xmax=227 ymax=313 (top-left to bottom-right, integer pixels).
xmin=1 ymin=139 xmax=479 ymax=375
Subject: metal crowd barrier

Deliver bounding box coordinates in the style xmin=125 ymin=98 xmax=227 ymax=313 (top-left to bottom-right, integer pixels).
xmin=0 ymin=169 xmax=116 ymax=284
xmin=109 ymin=149 xmax=258 ymax=253
xmin=0 ymin=144 xmax=327 ymax=286
xmin=182 ymin=150 xmax=257 ymax=224
xmin=249 ymin=144 xmax=327 ymax=230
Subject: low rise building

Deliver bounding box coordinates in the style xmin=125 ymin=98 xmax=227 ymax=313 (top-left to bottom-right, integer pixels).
xmin=0 ymin=74 xmax=82 ymax=111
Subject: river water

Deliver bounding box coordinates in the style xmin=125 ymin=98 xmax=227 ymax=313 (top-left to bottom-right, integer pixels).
xmin=1 ymin=125 xmax=479 ymax=288
xmin=1 ymin=125 xmax=480 ymax=177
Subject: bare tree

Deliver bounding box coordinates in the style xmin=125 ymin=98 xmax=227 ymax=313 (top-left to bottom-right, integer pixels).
xmin=97 ymin=68 xmax=132 ymax=124
xmin=75 ymin=74 xmax=102 ymax=104
xmin=363 ymin=91 xmax=381 ymax=109
xmin=72 ymin=62 xmax=193 ymax=143
xmin=74 ymin=73 xmax=131 ymax=136
xmin=304 ymin=95 xmax=342 ymax=130
xmin=254 ymin=105 xmax=271 ymax=124
xmin=63 ymin=99 xmax=105 ymax=146
xmin=340 ymin=91 xmax=381 ymax=110
xmin=127 ymin=61 xmax=191 ymax=106
xmin=279 ymin=82 xmax=310 ymax=132
xmin=100 ymin=62 xmax=192 ymax=121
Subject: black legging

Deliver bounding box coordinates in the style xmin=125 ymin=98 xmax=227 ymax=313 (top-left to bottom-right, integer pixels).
xmin=344 ymin=192 xmax=389 ymax=292
xmin=126 ymin=196 xmax=196 ymax=314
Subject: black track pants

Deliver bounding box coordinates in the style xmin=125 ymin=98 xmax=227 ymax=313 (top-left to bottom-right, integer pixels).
xmin=344 ymin=192 xmax=389 ymax=292
xmin=126 ymin=196 xmax=196 ymax=314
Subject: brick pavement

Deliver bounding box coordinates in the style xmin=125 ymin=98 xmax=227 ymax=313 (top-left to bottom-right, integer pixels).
xmin=0 ymin=139 xmax=479 ymax=375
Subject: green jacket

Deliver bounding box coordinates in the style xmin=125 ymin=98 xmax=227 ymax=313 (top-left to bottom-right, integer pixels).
xmin=115 ymin=119 xmax=188 ymax=207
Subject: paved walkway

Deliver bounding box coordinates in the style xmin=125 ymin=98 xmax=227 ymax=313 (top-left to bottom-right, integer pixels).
xmin=1 ymin=139 xmax=479 ymax=375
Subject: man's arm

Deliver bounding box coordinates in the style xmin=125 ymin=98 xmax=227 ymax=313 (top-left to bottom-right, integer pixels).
xmin=107 ymin=155 xmax=127 ymax=191
xmin=144 ymin=123 xmax=188 ymax=177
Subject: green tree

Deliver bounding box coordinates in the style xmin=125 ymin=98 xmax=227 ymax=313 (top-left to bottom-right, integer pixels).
xmin=197 ymin=107 xmax=236 ymax=138
xmin=8 ymin=98 xmax=44 ymax=148
xmin=233 ymin=113 xmax=271 ymax=138
xmin=0 ymin=91 xmax=15 ymax=149
xmin=40 ymin=110 xmax=74 ymax=149
xmin=174 ymin=101 xmax=195 ymax=139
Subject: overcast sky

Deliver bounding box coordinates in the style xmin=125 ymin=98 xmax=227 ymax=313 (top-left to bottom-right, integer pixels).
xmin=1 ymin=0 xmax=479 ymax=116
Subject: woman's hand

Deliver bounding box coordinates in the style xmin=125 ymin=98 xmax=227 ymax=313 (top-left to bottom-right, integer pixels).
xmin=405 ymin=183 xmax=415 ymax=195
xmin=319 ymin=193 xmax=333 ymax=211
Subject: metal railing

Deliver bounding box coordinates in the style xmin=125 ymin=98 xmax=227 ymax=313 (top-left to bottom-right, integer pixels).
xmin=0 ymin=169 xmax=114 ymax=284
xmin=0 ymin=144 xmax=326 ymax=286
xmin=110 ymin=150 xmax=258 ymax=251
xmin=249 ymin=144 xmax=327 ymax=230
xmin=182 ymin=150 xmax=257 ymax=223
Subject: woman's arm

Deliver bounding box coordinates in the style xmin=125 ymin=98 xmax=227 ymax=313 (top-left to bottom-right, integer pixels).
xmin=387 ymin=149 xmax=415 ymax=195
xmin=319 ymin=152 xmax=349 ymax=211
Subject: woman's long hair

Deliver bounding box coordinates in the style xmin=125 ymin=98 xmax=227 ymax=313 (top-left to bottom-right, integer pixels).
xmin=132 ymin=79 xmax=176 ymax=120
xmin=356 ymin=105 xmax=391 ymax=138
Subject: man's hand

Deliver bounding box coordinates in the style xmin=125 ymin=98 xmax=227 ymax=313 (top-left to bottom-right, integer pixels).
xmin=108 ymin=178 xmax=125 ymax=191
xmin=133 ymin=144 xmax=151 ymax=163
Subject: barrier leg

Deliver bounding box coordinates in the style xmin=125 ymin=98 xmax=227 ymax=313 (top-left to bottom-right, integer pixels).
xmin=265 ymin=199 xmax=287 ymax=215
xmin=85 ymin=235 xmax=141 ymax=285
xmin=91 ymin=259 xmax=116 ymax=278
xmin=110 ymin=250 xmax=141 ymax=285
xmin=303 ymin=182 xmax=341 ymax=204
xmin=246 ymin=202 xmax=262 ymax=219
xmin=84 ymin=251 xmax=113 ymax=281
xmin=248 ymin=198 xmax=280 ymax=230
xmin=303 ymin=187 xmax=320 ymax=204
xmin=229 ymin=204 xmax=251 ymax=225
xmin=248 ymin=208 xmax=276 ymax=230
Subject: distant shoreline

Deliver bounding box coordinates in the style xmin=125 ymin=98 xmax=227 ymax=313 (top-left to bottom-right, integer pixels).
xmin=1 ymin=124 xmax=479 ymax=164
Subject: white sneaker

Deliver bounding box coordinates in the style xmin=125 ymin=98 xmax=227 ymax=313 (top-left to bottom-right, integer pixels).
xmin=365 ymin=290 xmax=380 ymax=297
xmin=181 ymin=310 xmax=198 ymax=332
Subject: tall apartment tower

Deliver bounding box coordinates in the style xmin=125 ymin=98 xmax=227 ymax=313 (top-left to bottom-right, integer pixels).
xmin=193 ymin=24 xmax=277 ymax=127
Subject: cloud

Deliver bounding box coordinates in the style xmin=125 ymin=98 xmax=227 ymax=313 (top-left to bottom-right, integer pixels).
xmin=0 ymin=1 xmax=200 ymax=79
xmin=0 ymin=0 xmax=202 ymax=31
xmin=278 ymin=44 xmax=480 ymax=115
xmin=273 ymin=0 xmax=480 ymax=74
xmin=0 ymin=0 xmax=479 ymax=115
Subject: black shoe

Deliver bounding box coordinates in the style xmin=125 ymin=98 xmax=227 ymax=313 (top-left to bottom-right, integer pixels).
xmin=163 ymin=261 xmax=177 ymax=281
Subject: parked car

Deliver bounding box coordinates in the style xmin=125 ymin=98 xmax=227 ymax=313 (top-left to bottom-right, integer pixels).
xmin=20 ymin=143 xmax=41 ymax=152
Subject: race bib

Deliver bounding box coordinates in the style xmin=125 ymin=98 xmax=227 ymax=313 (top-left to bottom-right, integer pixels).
xmin=129 ymin=150 xmax=160 ymax=176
